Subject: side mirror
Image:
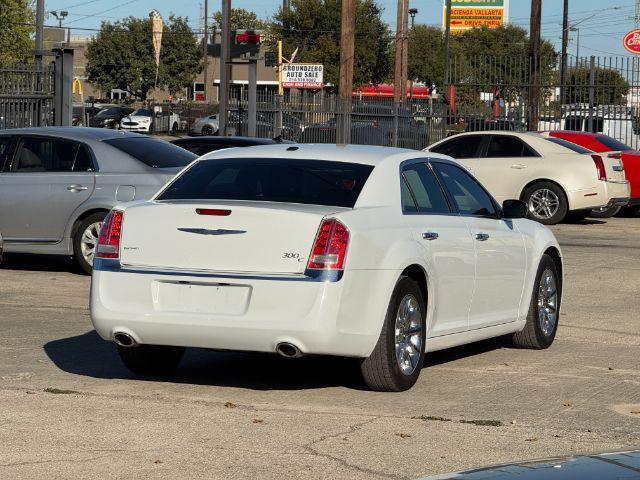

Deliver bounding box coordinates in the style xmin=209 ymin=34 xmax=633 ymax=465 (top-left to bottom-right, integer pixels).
xmin=502 ymin=199 xmax=527 ymax=219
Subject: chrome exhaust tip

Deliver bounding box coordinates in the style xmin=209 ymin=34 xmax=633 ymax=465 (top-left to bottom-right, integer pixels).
xmin=275 ymin=342 xmax=303 ymax=358
xmin=113 ymin=332 xmax=137 ymax=348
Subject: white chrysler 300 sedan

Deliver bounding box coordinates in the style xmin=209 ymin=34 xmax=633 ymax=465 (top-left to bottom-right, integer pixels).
xmin=90 ymin=144 xmax=563 ymax=391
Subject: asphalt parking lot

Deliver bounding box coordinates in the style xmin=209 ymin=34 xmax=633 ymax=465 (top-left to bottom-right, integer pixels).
xmin=1 ymin=217 xmax=639 ymax=479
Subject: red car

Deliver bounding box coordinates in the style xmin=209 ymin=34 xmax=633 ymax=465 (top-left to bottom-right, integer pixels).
xmin=546 ymin=131 xmax=640 ymax=217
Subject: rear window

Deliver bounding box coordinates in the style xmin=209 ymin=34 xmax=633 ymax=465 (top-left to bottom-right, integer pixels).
xmin=104 ymin=137 xmax=197 ymax=168
xmin=545 ymin=137 xmax=593 ymax=154
xmin=158 ymin=158 xmax=374 ymax=208
xmin=596 ymin=135 xmax=631 ymax=151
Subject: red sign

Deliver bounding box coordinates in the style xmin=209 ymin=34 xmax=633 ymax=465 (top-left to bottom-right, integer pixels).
xmin=623 ymin=30 xmax=640 ymax=54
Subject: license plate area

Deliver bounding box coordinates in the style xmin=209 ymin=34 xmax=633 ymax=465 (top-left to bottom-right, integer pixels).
xmin=152 ymin=281 xmax=251 ymax=315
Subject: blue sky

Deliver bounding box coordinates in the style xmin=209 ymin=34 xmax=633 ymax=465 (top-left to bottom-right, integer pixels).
xmin=48 ymin=0 xmax=636 ymax=57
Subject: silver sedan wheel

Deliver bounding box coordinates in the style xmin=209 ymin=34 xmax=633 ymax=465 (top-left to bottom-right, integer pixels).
xmin=80 ymin=221 xmax=102 ymax=265
xmin=537 ymin=269 xmax=558 ymax=336
xmin=394 ymin=294 xmax=423 ymax=376
xmin=528 ymin=188 xmax=560 ymax=220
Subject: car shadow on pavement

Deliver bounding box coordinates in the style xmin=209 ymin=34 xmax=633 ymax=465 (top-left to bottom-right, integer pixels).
xmin=43 ymin=330 xmax=365 ymax=390
xmin=1 ymin=253 xmax=86 ymax=275
xmin=44 ymin=330 xmax=507 ymax=391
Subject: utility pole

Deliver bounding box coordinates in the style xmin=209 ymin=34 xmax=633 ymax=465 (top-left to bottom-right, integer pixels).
xmin=35 ymin=0 xmax=45 ymax=72
xmin=283 ymin=0 xmax=290 ymax=11
xmin=337 ymin=0 xmax=355 ymax=144
xmin=401 ymin=0 xmax=409 ymax=107
xmin=442 ymin=0 xmax=452 ymax=94
xmin=528 ymin=0 xmax=542 ymax=131
xmin=218 ymin=0 xmax=231 ymax=136
xmin=560 ymin=0 xmax=568 ymax=105
xmin=394 ymin=0 xmax=404 ymax=103
xmin=203 ymin=0 xmax=208 ymax=102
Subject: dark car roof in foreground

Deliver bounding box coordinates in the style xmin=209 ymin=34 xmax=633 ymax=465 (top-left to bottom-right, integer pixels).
xmin=419 ymin=450 xmax=640 ymax=479
xmin=0 ymin=127 xmax=148 ymax=142
xmin=171 ymin=136 xmax=286 ymax=146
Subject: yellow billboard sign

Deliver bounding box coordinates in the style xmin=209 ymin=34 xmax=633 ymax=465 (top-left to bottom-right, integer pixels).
xmin=443 ymin=0 xmax=508 ymax=33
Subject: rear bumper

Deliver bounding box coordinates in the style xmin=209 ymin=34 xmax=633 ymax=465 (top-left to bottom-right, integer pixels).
xmin=567 ymin=180 xmax=630 ymax=211
xmin=90 ymin=259 xmax=395 ymax=358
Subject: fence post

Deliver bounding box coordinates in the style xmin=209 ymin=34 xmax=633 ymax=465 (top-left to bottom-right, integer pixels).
xmin=392 ymin=102 xmax=399 ymax=147
xmin=274 ymin=94 xmax=283 ymax=139
xmin=247 ymin=58 xmax=257 ymax=137
xmin=53 ymin=47 xmax=73 ymax=127
xmin=588 ymin=55 xmax=595 ymax=133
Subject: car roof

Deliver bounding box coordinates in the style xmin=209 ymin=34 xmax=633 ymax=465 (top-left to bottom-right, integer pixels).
xmin=200 ymin=143 xmax=456 ymax=167
xmin=171 ymin=136 xmax=279 ymax=147
xmin=0 ymin=127 xmax=147 ymax=142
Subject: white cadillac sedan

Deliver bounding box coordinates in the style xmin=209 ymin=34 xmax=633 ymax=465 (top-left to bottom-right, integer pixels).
xmin=90 ymin=145 xmax=563 ymax=392
xmin=426 ymin=131 xmax=630 ymax=224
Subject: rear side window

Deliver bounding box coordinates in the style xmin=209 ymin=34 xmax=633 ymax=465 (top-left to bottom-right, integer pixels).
xmin=158 ymin=158 xmax=374 ymax=208
xmin=486 ymin=136 xmax=538 ymax=157
xmin=433 ymin=162 xmax=497 ymax=217
xmin=596 ymin=135 xmax=631 ymax=151
xmin=545 ymin=137 xmax=593 ymax=154
xmin=104 ymin=137 xmax=196 ymax=168
xmin=401 ymin=163 xmax=450 ymax=214
xmin=431 ymin=136 xmax=483 ymax=159
xmin=11 ymin=137 xmax=95 ymax=172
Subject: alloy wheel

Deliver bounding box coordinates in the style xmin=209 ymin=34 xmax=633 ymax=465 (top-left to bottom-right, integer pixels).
xmin=80 ymin=221 xmax=102 ymax=266
xmin=528 ymin=188 xmax=560 ymax=220
xmin=537 ymin=268 xmax=558 ymax=336
xmin=394 ymin=294 xmax=423 ymax=376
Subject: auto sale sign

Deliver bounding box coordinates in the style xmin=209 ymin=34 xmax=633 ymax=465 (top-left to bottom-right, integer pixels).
xmin=282 ymin=64 xmax=324 ymax=89
xmin=623 ymin=29 xmax=640 ymax=54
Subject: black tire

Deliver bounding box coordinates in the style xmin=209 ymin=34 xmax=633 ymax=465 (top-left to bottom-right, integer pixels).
xmin=590 ymin=205 xmax=621 ymax=218
xmin=522 ymin=181 xmax=568 ymax=225
xmin=618 ymin=205 xmax=640 ymax=217
xmin=117 ymin=344 xmax=185 ymax=375
xmin=360 ymin=276 xmax=426 ymax=392
xmin=202 ymin=125 xmax=214 ymax=136
xmin=512 ymin=254 xmax=561 ymax=349
xmin=563 ymin=210 xmax=589 ymax=223
xmin=72 ymin=212 xmax=108 ymax=275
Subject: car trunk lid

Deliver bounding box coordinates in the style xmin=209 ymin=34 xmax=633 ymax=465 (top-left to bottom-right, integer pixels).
xmin=119 ymin=201 xmax=348 ymax=274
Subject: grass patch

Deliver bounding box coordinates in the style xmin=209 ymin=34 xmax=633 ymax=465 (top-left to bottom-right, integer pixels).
xmin=44 ymin=387 xmax=80 ymax=395
xmin=459 ymin=419 xmax=502 ymax=427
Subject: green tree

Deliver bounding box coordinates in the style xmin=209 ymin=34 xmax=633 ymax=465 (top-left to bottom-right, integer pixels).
xmin=270 ymin=0 xmax=392 ymax=88
xmin=86 ymin=16 xmax=201 ymax=101
xmin=0 ymin=0 xmax=35 ymax=65
xmin=212 ymin=8 xmax=268 ymax=30
xmin=565 ymin=67 xmax=630 ymax=105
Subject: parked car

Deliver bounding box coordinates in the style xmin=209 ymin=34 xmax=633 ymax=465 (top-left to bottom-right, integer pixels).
xmin=88 ymin=106 xmax=134 ymax=129
xmin=464 ymin=118 xmax=526 ymax=132
xmin=189 ymin=114 xmax=219 ymax=136
xmin=227 ymin=111 xmax=303 ymax=141
xmin=170 ymin=136 xmax=292 ymax=156
xmin=544 ymin=130 xmax=640 ymax=217
xmin=91 ymin=144 xmax=563 ymax=392
xmin=425 ymin=131 xmax=630 ymax=224
xmin=120 ymin=108 xmax=154 ymax=134
xmin=419 ymin=450 xmax=640 ymax=479
xmin=0 ymin=127 xmax=197 ymax=273
xmin=72 ymin=106 xmax=102 ymax=127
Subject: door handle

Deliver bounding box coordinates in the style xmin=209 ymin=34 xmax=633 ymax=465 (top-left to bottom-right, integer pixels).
xmin=510 ymin=164 xmax=528 ymax=169
xmin=475 ymin=233 xmax=490 ymax=241
xmin=67 ymin=184 xmax=88 ymax=192
xmin=422 ymin=232 xmax=439 ymax=241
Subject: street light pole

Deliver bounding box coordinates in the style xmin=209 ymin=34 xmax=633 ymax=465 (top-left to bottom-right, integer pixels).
xmin=409 ymin=8 xmax=418 ymax=29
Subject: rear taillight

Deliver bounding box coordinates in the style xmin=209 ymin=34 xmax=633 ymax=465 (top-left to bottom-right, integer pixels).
xmin=307 ymin=219 xmax=349 ymax=270
xmin=592 ymin=154 xmax=607 ymax=181
xmin=96 ymin=209 xmax=124 ymax=259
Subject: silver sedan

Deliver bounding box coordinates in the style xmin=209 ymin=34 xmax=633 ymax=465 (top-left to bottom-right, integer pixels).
xmin=0 ymin=127 xmax=197 ymax=273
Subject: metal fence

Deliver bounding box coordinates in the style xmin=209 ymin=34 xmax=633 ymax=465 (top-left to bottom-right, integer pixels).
xmin=447 ymin=54 xmax=640 ymax=148
xmin=226 ymin=91 xmax=446 ymax=150
xmin=0 ymin=65 xmax=56 ymax=129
